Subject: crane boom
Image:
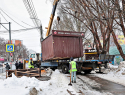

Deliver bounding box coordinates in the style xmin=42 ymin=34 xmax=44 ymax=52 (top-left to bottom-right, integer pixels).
xmin=46 ymin=0 xmax=60 ymax=37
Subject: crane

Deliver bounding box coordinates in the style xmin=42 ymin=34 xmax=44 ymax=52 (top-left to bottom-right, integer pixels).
xmin=46 ymin=0 xmax=60 ymax=37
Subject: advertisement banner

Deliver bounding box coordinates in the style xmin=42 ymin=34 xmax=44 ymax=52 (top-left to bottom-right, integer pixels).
xmin=0 ymin=58 xmax=4 ymax=61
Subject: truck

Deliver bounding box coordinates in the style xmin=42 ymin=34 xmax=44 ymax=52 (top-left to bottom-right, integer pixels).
xmin=29 ymin=0 xmax=114 ymax=74
xmin=29 ymin=53 xmax=41 ymax=68
xmin=40 ymin=30 xmax=114 ymax=74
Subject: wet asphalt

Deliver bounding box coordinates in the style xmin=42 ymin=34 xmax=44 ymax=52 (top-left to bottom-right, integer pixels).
xmin=83 ymin=74 xmax=125 ymax=95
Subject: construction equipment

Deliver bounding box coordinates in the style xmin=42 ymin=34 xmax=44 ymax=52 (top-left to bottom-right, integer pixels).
xmin=29 ymin=53 xmax=41 ymax=68
xmin=29 ymin=0 xmax=60 ymax=68
xmin=46 ymin=0 xmax=60 ymax=37
xmin=32 ymin=0 xmax=114 ymax=74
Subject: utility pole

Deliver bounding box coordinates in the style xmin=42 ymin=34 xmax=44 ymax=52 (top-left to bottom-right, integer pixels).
xmin=0 ymin=22 xmax=11 ymax=62
xmin=9 ymin=22 xmax=11 ymax=44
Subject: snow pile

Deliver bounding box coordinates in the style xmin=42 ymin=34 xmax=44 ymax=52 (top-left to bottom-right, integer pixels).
xmin=102 ymin=63 xmax=118 ymax=74
xmin=108 ymin=61 xmax=125 ymax=76
xmin=108 ymin=63 xmax=118 ymax=69
xmin=117 ymin=61 xmax=125 ymax=75
xmin=39 ymin=69 xmax=78 ymax=95
xmin=0 ymin=69 xmax=78 ymax=95
xmin=95 ymin=61 xmax=125 ymax=86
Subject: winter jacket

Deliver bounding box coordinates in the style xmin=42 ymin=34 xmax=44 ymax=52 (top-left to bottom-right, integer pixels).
xmin=15 ymin=62 xmax=19 ymax=69
xmin=5 ymin=64 xmax=10 ymax=70
xmin=18 ymin=62 xmax=23 ymax=69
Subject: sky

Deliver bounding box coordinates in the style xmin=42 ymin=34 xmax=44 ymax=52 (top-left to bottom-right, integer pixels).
xmin=0 ymin=0 xmax=56 ymax=53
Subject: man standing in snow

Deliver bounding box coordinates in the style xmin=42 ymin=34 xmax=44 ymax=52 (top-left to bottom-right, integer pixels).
xmin=69 ymin=57 xmax=77 ymax=83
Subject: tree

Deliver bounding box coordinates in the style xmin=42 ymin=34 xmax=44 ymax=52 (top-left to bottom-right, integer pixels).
xmin=13 ymin=44 xmax=29 ymax=61
xmin=0 ymin=37 xmax=6 ymax=58
xmin=0 ymin=37 xmax=29 ymax=61
xmin=51 ymin=0 xmax=125 ymax=60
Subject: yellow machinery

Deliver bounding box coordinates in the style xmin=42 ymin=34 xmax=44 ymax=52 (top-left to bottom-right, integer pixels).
xmin=46 ymin=0 xmax=60 ymax=37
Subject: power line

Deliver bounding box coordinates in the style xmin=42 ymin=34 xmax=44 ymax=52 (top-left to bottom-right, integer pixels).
xmin=21 ymin=21 xmax=34 ymax=27
xmin=0 ymin=11 xmax=8 ymax=22
xmin=0 ymin=8 xmax=34 ymax=28
xmin=0 ymin=27 xmax=39 ymax=34
xmin=0 ymin=8 xmax=28 ymax=29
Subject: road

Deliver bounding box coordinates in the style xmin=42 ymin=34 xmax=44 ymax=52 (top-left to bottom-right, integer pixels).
xmin=75 ymin=73 xmax=125 ymax=95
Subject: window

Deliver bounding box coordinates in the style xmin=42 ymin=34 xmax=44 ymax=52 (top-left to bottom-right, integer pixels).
xmin=30 ymin=54 xmax=35 ymax=58
xmin=39 ymin=54 xmax=41 ymax=58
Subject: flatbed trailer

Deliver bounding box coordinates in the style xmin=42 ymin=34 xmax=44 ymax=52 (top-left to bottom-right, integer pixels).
xmin=41 ymin=54 xmax=114 ymax=74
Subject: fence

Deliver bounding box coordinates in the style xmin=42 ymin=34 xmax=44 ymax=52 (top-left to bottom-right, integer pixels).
xmin=0 ymin=67 xmax=6 ymax=73
xmin=6 ymin=68 xmax=41 ymax=78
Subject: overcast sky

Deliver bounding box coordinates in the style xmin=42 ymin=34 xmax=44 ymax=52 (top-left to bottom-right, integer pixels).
xmin=0 ymin=0 xmax=55 ymax=53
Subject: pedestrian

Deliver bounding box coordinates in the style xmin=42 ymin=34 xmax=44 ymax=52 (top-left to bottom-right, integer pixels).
xmin=10 ymin=61 xmax=12 ymax=69
xmin=18 ymin=61 xmax=23 ymax=69
xmin=5 ymin=63 xmax=10 ymax=70
xmin=15 ymin=61 xmax=19 ymax=69
xmin=28 ymin=58 xmax=34 ymax=69
xmin=69 ymin=57 xmax=77 ymax=83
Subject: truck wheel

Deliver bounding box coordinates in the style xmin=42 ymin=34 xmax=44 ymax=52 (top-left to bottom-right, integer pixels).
xmin=84 ymin=70 xmax=92 ymax=74
xmin=62 ymin=65 xmax=69 ymax=74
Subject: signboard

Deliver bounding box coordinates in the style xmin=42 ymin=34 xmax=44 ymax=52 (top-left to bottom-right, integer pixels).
xmin=6 ymin=44 xmax=14 ymax=52
xmin=0 ymin=58 xmax=4 ymax=61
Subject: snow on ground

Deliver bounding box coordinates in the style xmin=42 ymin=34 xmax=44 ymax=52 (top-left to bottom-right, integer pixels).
xmin=0 ymin=69 xmax=79 ymax=95
xmin=94 ymin=61 xmax=125 ymax=86
xmin=0 ymin=61 xmax=125 ymax=95
xmin=71 ymin=75 xmax=113 ymax=95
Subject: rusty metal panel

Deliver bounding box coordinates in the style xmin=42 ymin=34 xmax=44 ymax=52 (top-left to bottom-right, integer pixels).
xmin=42 ymin=35 xmax=54 ymax=61
xmin=53 ymin=36 xmax=81 ymax=58
xmin=42 ymin=30 xmax=84 ymax=61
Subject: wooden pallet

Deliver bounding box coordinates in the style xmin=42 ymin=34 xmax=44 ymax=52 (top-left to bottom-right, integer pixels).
xmin=6 ymin=70 xmax=16 ymax=78
xmin=6 ymin=68 xmax=41 ymax=78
